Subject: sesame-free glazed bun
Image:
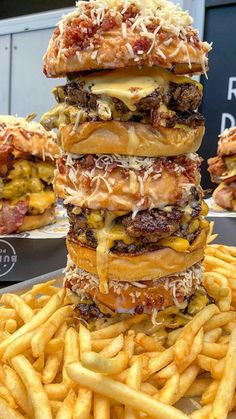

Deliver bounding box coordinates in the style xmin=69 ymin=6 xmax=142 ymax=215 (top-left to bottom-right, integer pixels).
xmin=0 ymin=115 xmax=60 ymax=161
xmin=66 ymin=227 xmax=207 ymax=282
xmin=17 ymin=206 xmax=56 ymax=232
xmin=44 ymin=0 xmax=211 ymax=77
xmin=54 ymin=154 xmax=201 ymax=211
xmin=59 ymin=121 xmax=205 ymax=157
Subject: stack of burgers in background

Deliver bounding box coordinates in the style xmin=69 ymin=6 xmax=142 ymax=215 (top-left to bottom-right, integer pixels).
xmin=0 ymin=115 xmax=60 ymax=234
xmin=208 ymin=127 xmax=236 ymax=211
xmin=42 ymin=0 xmax=211 ymax=324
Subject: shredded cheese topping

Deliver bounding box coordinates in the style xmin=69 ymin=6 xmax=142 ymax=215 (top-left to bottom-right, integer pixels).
xmin=64 ymin=261 xmax=203 ymax=311
xmin=0 ymin=115 xmax=56 ymax=141
xmin=49 ymin=0 xmax=211 ymax=72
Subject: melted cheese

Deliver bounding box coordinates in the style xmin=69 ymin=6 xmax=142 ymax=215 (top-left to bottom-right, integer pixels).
xmin=158 ymin=237 xmax=190 ymax=252
xmin=82 ymin=66 xmax=202 ymax=111
xmin=28 ymin=190 xmax=56 ymax=214
xmin=95 ymin=213 xmax=133 ymax=294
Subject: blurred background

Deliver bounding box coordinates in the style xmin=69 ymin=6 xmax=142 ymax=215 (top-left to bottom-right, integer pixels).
xmin=0 ymin=0 xmax=235 ymax=189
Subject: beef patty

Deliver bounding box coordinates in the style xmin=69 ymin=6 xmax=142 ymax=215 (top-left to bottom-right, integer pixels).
xmin=52 ymin=79 xmax=204 ymax=129
xmin=66 ymin=203 xmax=201 ymax=255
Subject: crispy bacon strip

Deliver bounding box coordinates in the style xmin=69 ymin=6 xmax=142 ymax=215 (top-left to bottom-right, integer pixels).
xmin=0 ymin=199 xmax=29 ymax=234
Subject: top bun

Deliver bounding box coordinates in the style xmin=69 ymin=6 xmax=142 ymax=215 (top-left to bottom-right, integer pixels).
xmin=218 ymin=127 xmax=236 ymax=156
xmin=44 ymin=0 xmax=211 ymax=77
xmin=0 ymin=115 xmax=61 ymax=162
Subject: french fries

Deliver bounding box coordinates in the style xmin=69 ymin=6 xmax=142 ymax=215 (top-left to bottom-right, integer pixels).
xmin=12 ymin=355 xmax=53 ymax=419
xmin=0 ymin=240 xmax=235 ymax=418
xmin=67 ymin=362 xmax=188 ymax=419
xmin=209 ymin=324 xmax=236 ymax=419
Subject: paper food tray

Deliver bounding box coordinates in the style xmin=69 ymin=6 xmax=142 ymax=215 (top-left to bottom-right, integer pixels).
xmin=0 ymin=268 xmax=64 ymax=295
xmin=1 ymin=270 xmax=235 ymax=418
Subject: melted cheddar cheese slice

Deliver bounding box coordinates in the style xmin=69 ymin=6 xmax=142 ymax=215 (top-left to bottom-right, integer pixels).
xmin=29 ymin=190 xmax=56 ymax=214
xmin=82 ymin=66 xmax=202 ymax=111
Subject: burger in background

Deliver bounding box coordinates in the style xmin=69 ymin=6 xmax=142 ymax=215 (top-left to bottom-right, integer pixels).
xmin=208 ymin=127 xmax=236 ymax=211
xmin=0 ymin=115 xmax=61 ymax=234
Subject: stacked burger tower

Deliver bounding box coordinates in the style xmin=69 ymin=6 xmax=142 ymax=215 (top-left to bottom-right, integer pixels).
xmin=43 ymin=0 xmax=211 ymax=323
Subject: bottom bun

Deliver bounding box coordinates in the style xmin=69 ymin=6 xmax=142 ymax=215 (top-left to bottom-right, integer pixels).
xmin=17 ymin=206 xmax=56 ymax=232
xmin=64 ymin=261 xmax=204 ymax=316
xmin=66 ymin=227 xmax=208 ymax=283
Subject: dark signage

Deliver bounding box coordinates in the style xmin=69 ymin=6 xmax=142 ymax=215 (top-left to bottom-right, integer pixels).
xmin=200 ymin=1 xmax=236 ymax=189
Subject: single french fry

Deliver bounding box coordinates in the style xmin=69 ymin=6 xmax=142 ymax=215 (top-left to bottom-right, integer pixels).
xmin=197 ymin=355 xmax=218 ymax=373
xmin=67 ymin=362 xmax=189 ymax=419
xmin=37 ymin=296 xmax=51 ymax=308
xmin=31 ymin=305 xmax=73 ymax=357
xmin=185 ymin=378 xmax=213 ymax=397
xmin=0 ymin=308 xmax=17 ymax=320
xmin=209 ymin=324 xmax=236 ymax=419
xmin=112 ymin=405 xmax=124 ymax=419
xmin=4 ymin=320 xmax=17 ymax=334
xmin=204 ymin=328 xmax=222 ymax=343
xmin=94 ymin=393 xmax=110 ymax=419
xmin=33 ymin=354 xmax=45 ymax=372
xmin=44 ymin=383 xmax=68 ymax=401
xmin=63 ymin=327 xmax=79 ymax=388
xmin=12 ymin=355 xmax=52 ymax=419
xmin=172 ymin=365 xmax=199 ymax=404
xmin=73 ymin=387 xmax=92 ymax=419
xmin=81 ymin=351 xmax=129 ymax=375
xmin=55 ymin=389 xmax=76 ymax=419
xmin=218 ymin=335 xmax=229 ymax=345
xmin=91 ymin=315 xmax=146 ymax=340
xmin=79 ymin=324 xmax=92 ymax=360
xmin=147 ymin=347 xmax=174 ymax=377
xmin=204 ymin=255 xmax=235 ymax=272
xmin=3 ymin=364 xmax=33 ymax=417
xmin=190 ymin=404 xmax=212 ymax=419
xmin=140 ymin=382 xmax=158 ymax=396
xmin=223 ymin=321 xmax=235 ymax=334
xmin=203 ymin=312 xmax=235 ymax=332
xmin=45 ymin=338 xmax=64 ymax=354
xmin=174 ymin=305 xmax=219 ymax=364
xmin=158 ymin=373 xmax=180 ymax=405
xmin=0 ymin=383 xmax=17 ymax=408
xmin=156 ymin=328 xmax=203 ymax=380
xmin=211 ymin=357 xmax=225 ymax=380
xmin=100 ymin=334 xmax=124 ymax=358
xmin=206 ymin=248 xmax=236 ymax=263
xmin=135 ymin=333 xmax=164 ymax=353
xmin=22 ymin=293 xmax=36 ymax=308
xmin=0 ymin=289 xmax=65 ymax=357
xmin=201 ymin=342 xmax=227 ymax=359
xmin=3 ymin=330 xmax=36 ymax=360
xmin=123 ymin=330 xmax=135 ymax=359
xmin=0 ymin=294 xmax=34 ymax=323
xmin=39 ymin=286 xmax=60 ymax=296
xmin=22 ymin=279 xmax=57 ymax=298
xmin=42 ymin=322 xmax=67 ymax=385
xmin=91 ymin=338 xmax=113 ymax=352
xmin=215 ymin=268 xmax=236 ymax=279
xmin=201 ymin=380 xmax=218 ymax=405
xmin=50 ymin=401 xmax=62 ymax=417
xmin=0 ymin=364 xmax=5 ymax=384
xmin=166 ymin=328 xmax=182 ymax=347
xmin=125 ymin=357 xmax=142 ymax=419
xmin=0 ymin=396 xmax=25 ymax=419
